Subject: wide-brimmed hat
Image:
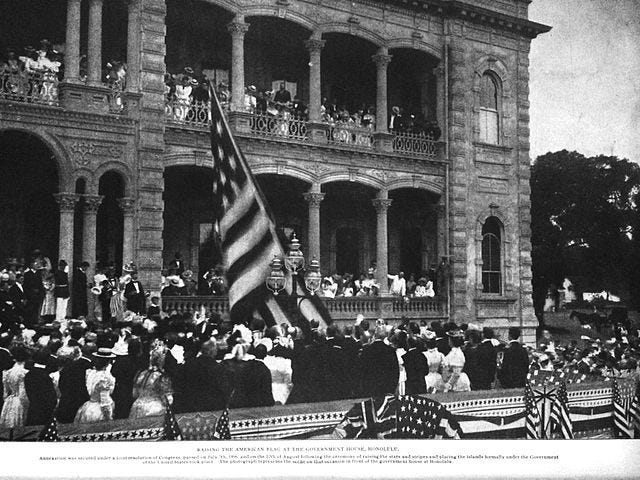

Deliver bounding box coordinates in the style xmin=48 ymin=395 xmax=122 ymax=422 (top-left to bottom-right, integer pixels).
xmin=247 ymin=85 xmax=257 ymax=92
xmin=181 ymin=270 xmax=194 ymax=280
xmin=92 ymin=347 xmax=116 ymax=359
xmin=168 ymin=275 xmax=184 ymax=288
xmin=112 ymin=341 xmax=128 ymax=356
xmin=392 ymin=106 xmax=400 ymax=114
xmin=122 ymin=261 xmax=137 ymax=273
xmin=446 ymin=329 xmax=464 ymax=338
xmin=183 ymin=66 xmax=194 ymax=75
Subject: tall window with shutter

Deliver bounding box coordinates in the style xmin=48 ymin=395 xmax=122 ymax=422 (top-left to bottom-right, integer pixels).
xmin=481 ymin=216 xmax=502 ymax=294
xmin=479 ymin=73 xmax=499 ymax=144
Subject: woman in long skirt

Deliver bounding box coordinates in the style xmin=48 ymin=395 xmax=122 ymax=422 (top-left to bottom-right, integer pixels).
xmin=74 ymin=349 xmax=116 ymax=423
xmin=0 ymin=346 xmax=30 ymax=429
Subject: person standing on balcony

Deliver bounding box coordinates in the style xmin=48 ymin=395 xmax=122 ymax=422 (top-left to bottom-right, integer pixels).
xmin=168 ymin=252 xmax=185 ymax=276
xmin=273 ymin=82 xmax=291 ymax=104
xmin=387 ymin=271 xmax=406 ymax=297
xmin=72 ymin=261 xmax=89 ymax=319
xmin=124 ymin=264 xmax=147 ymax=315
xmin=54 ymin=260 xmax=70 ymax=322
xmin=389 ymin=106 xmax=403 ymax=132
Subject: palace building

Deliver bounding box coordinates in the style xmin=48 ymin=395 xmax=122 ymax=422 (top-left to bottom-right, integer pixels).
xmin=0 ymin=0 xmax=549 ymax=342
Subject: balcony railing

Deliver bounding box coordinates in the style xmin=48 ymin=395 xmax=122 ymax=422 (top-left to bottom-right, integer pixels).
xmin=0 ymin=67 xmax=60 ymax=106
xmin=165 ymin=98 xmax=211 ymax=128
xmin=161 ymin=295 xmax=445 ymax=321
xmin=392 ymin=131 xmax=438 ymax=157
xmin=326 ymin=123 xmax=374 ymax=149
xmin=249 ymin=111 xmax=308 ymax=141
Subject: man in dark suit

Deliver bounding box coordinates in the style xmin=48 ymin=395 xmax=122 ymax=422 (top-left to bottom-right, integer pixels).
xmin=25 ymin=350 xmax=58 ymax=425
xmin=72 ymin=261 xmax=89 ymax=318
xmin=471 ymin=327 xmax=498 ymax=390
xmin=288 ymin=332 xmax=323 ymax=404
xmin=8 ymin=272 xmax=26 ymax=321
xmin=497 ymin=327 xmax=530 ymax=389
xmin=314 ymin=325 xmax=351 ymax=402
xmin=358 ymin=326 xmax=399 ymax=398
xmin=56 ymin=345 xmax=93 ymax=423
xmin=23 ymin=263 xmax=44 ymax=327
xmin=124 ymin=271 xmax=146 ymax=314
xmin=402 ymin=336 xmax=428 ymax=394
xmin=175 ymin=340 xmax=231 ymax=413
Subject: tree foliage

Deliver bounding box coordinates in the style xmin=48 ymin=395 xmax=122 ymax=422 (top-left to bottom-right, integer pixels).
xmin=530 ymin=150 xmax=640 ymax=315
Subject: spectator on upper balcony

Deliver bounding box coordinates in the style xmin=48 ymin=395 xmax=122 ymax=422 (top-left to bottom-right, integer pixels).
xmin=273 ymin=82 xmax=291 ymax=104
xmin=389 ymin=106 xmax=404 ymax=132
xmin=106 ymin=61 xmax=126 ymax=91
xmin=388 ymin=272 xmax=406 ymax=298
xmin=362 ymin=106 xmax=375 ymax=130
xmin=291 ymin=95 xmax=307 ymax=120
xmin=244 ymin=85 xmax=257 ymax=112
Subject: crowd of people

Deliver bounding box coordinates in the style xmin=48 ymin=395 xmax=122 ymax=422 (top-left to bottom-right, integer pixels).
xmin=2 ymin=250 xmax=638 ymax=432
xmin=163 ymin=66 xmax=442 ymax=140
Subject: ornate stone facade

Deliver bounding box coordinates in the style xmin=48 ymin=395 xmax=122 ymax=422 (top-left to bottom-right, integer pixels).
xmin=0 ymin=0 xmax=549 ymax=340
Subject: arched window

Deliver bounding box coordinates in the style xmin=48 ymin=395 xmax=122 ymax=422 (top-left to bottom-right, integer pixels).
xmin=481 ymin=217 xmax=502 ymax=293
xmin=479 ymin=73 xmax=499 ymax=144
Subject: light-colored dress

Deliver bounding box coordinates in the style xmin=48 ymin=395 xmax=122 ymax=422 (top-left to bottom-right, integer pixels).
xmin=424 ymin=348 xmax=445 ymax=393
xmin=0 ymin=363 xmax=29 ymax=429
xmin=74 ymin=369 xmax=116 ymax=423
xmin=40 ymin=279 xmax=56 ymax=316
xmin=440 ymin=347 xmax=471 ymax=392
xmin=396 ymin=348 xmax=407 ymax=395
xmin=128 ymin=368 xmax=172 ymax=419
xmin=263 ymin=355 xmax=292 ymax=405
xmin=174 ymin=84 xmax=192 ymax=121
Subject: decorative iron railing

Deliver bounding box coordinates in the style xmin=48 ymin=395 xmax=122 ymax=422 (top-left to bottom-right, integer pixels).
xmin=249 ymin=111 xmax=308 ymax=141
xmin=326 ymin=123 xmax=374 ymax=148
xmin=0 ymin=67 xmax=60 ymax=106
xmin=106 ymin=81 xmax=126 ymax=114
xmin=165 ymin=98 xmax=211 ymax=127
xmin=161 ymin=295 xmax=445 ymax=320
xmin=392 ymin=131 xmax=438 ymax=157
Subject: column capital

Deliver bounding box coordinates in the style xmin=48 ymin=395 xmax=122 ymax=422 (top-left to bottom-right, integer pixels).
xmin=82 ymin=194 xmax=105 ymax=212
xmin=372 ymin=198 xmax=393 ymax=213
xmin=303 ymin=192 xmax=325 ymax=208
xmin=304 ymin=38 xmax=326 ymax=53
xmin=227 ymin=20 xmax=249 ymax=38
xmin=117 ymin=197 xmax=136 ymax=215
xmin=53 ymin=193 xmax=80 ymax=212
xmin=371 ymin=53 xmax=392 ymax=69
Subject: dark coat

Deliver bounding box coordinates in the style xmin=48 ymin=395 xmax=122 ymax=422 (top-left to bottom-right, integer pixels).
xmin=402 ymin=348 xmax=428 ymax=395
xmin=71 ymin=268 xmax=88 ymax=318
xmin=288 ymin=342 xmax=321 ymax=404
xmin=436 ymin=337 xmax=451 ymax=356
xmin=124 ymin=281 xmax=146 ymax=314
xmin=497 ymin=341 xmax=530 ymax=389
xmin=25 ymin=366 xmax=57 ymax=426
xmin=358 ymin=340 xmax=399 ymax=398
xmin=111 ymin=355 xmax=139 ymax=419
xmin=314 ymin=339 xmax=351 ymax=402
xmin=224 ymin=359 xmax=274 ymax=409
xmin=174 ymin=356 xmax=231 ymax=414
xmin=56 ymin=357 xmax=91 ymax=423
xmin=22 ymin=269 xmax=43 ymax=326
xmin=469 ymin=341 xmax=497 ymax=390
xmin=53 ymin=270 xmax=70 ymax=298
xmin=8 ymin=283 xmax=26 ymax=314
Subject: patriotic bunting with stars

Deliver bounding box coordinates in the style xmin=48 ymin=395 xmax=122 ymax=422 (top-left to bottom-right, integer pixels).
xmin=524 ymin=382 xmax=541 ymax=439
xmin=213 ymin=408 xmax=231 ymax=440
xmin=549 ymin=380 xmax=573 ymax=439
xmin=612 ymin=377 xmax=633 ymax=438
xmin=38 ymin=417 xmax=59 ymax=442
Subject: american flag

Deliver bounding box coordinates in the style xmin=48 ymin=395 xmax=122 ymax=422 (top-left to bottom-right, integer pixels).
xmin=208 ymin=83 xmax=331 ymax=328
xmin=630 ymin=380 xmax=640 ymax=437
xmin=162 ymin=402 xmax=183 ymax=441
xmin=524 ymin=382 xmax=541 ymax=439
xmin=612 ymin=377 xmax=633 ymax=438
xmin=334 ymin=395 xmax=461 ymax=439
xmin=549 ymin=380 xmax=573 ymax=439
xmin=38 ymin=417 xmax=59 ymax=442
xmin=213 ymin=408 xmax=231 ymax=440
xmin=396 ymin=395 xmax=462 ymax=439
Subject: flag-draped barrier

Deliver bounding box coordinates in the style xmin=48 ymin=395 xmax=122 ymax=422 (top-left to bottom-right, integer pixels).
xmin=2 ymin=379 xmax=637 ymax=442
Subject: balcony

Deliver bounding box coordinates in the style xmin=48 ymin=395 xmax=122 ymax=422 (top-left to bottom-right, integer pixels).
xmin=164 ymin=98 xmax=441 ymax=159
xmin=160 ymin=295 xmax=447 ymax=323
xmin=0 ymin=67 xmax=127 ymax=115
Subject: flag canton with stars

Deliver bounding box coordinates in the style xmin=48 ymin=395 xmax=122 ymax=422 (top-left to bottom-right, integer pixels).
xmin=398 ymin=396 xmax=442 ymax=438
xmin=163 ymin=403 xmax=183 ymax=441
xmin=214 ymin=408 xmax=231 ymax=440
xmin=38 ymin=417 xmax=59 ymax=442
xmin=524 ymin=382 xmax=541 ymax=439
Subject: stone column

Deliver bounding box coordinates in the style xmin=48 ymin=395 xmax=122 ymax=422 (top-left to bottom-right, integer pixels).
xmin=87 ymin=0 xmax=104 ymax=86
xmin=433 ymin=64 xmax=446 ymax=135
xmin=372 ymin=196 xmax=393 ymax=296
xmin=371 ymin=47 xmax=392 ymax=133
xmin=126 ymin=0 xmax=141 ymax=92
xmin=81 ymin=195 xmax=104 ymax=275
xmin=64 ymin=0 xmax=82 ymax=83
xmin=303 ymin=191 xmax=325 ymax=263
xmin=305 ymin=37 xmax=325 ymax=122
xmin=118 ymin=197 xmax=136 ymax=266
xmin=435 ymin=201 xmax=447 ymax=261
xmin=54 ymin=193 xmax=80 ymax=268
xmin=227 ymin=18 xmax=249 ymax=112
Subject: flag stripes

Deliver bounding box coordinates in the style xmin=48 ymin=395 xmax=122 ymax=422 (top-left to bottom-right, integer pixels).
xmin=208 ymin=82 xmax=331 ymax=328
xmin=612 ymin=378 xmax=633 ymax=438
xmin=630 ymin=381 xmax=640 ymax=435
xmin=549 ymin=381 xmax=573 ymax=439
xmin=524 ymin=382 xmax=541 ymax=439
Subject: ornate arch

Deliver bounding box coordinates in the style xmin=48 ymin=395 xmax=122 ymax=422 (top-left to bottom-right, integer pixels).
xmin=387 ymin=176 xmax=445 ymax=195
xmin=242 ymin=7 xmax=316 ymax=32
xmin=92 ymin=161 xmax=134 ymax=197
xmin=318 ymin=171 xmax=384 ymax=190
xmin=0 ymin=127 xmax=74 ymax=192
xmin=195 ymin=0 xmax=240 ymax=15
xmin=473 ymin=55 xmax=511 ymax=98
xmin=251 ymin=164 xmax=315 ymax=186
xmin=387 ymin=38 xmax=442 ymax=60
xmin=318 ymin=22 xmax=386 ymax=46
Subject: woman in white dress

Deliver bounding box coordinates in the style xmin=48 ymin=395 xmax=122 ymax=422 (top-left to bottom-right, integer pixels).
xmin=0 ymin=346 xmax=30 ymax=429
xmin=174 ymin=76 xmax=193 ymax=122
xmin=440 ymin=332 xmax=471 ymax=393
xmin=423 ymin=336 xmax=445 ymax=393
xmin=74 ymin=349 xmax=116 ymax=423
xmin=391 ymin=331 xmax=408 ymax=396
xmin=256 ymin=340 xmax=292 ymax=405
